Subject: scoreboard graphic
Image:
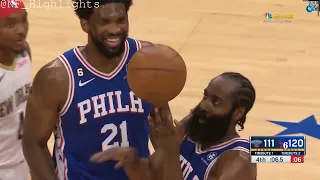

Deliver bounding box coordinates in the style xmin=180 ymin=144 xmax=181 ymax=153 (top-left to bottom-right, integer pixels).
xmin=250 ymin=136 xmax=306 ymax=163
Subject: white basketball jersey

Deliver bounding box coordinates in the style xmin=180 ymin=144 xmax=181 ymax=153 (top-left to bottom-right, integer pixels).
xmin=0 ymin=51 xmax=31 ymax=167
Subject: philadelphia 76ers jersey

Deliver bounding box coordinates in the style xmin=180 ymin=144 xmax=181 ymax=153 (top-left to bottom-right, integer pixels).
xmin=53 ymin=38 xmax=153 ymax=180
xmin=179 ymin=137 xmax=250 ymax=180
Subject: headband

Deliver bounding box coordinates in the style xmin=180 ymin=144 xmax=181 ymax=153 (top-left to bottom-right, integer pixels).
xmin=0 ymin=0 xmax=25 ymax=20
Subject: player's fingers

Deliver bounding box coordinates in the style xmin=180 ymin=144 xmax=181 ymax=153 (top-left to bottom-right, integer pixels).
xmin=166 ymin=114 xmax=174 ymax=130
xmin=174 ymin=119 xmax=181 ymax=130
xmin=148 ymin=116 xmax=158 ymax=137
xmin=114 ymin=161 xmax=124 ymax=169
xmin=162 ymin=112 xmax=175 ymax=133
xmin=90 ymin=151 xmax=114 ymax=163
xmin=174 ymin=119 xmax=186 ymax=139
xmin=159 ymin=104 xmax=173 ymax=127
xmin=174 ymin=119 xmax=185 ymax=132
xmin=153 ymin=108 xmax=163 ymax=129
xmin=173 ymin=119 xmax=179 ymax=126
xmin=159 ymin=107 xmax=170 ymax=127
xmin=90 ymin=148 xmax=123 ymax=163
xmin=148 ymin=116 xmax=155 ymax=128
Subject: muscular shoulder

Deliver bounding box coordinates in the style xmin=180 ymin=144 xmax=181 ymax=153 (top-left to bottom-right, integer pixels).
xmin=218 ymin=150 xmax=251 ymax=165
xmin=139 ymin=40 xmax=153 ymax=48
xmin=34 ymin=59 xmax=66 ymax=84
xmin=32 ymin=58 xmax=68 ymax=104
xmin=209 ymin=151 xmax=256 ymax=180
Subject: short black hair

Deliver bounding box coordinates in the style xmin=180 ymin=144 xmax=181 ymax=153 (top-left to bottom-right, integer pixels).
xmin=73 ymin=0 xmax=133 ymax=20
xmin=220 ymin=72 xmax=256 ymax=131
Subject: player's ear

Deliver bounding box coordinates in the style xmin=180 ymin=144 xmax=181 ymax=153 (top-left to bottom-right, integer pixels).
xmin=233 ymin=107 xmax=245 ymax=122
xmin=80 ymin=19 xmax=89 ymax=34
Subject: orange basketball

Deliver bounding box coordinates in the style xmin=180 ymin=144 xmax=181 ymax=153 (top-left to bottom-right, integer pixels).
xmin=127 ymin=44 xmax=187 ymax=106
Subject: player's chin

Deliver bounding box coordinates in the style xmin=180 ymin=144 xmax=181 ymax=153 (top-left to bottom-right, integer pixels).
xmin=12 ymin=44 xmax=25 ymax=53
xmin=106 ymin=43 xmax=124 ymax=52
xmin=103 ymin=48 xmax=122 ymax=57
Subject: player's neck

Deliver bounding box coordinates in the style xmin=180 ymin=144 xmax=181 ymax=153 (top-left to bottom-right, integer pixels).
xmin=201 ymin=130 xmax=239 ymax=150
xmin=0 ymin=48 xmax=15 ymax=66
xmin=84 ymin=45 xmax=123 ymax=73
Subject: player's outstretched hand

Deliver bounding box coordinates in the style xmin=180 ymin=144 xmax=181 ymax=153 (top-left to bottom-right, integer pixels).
xmin=148 ymin=108 xmax=185 ymax=154
xmin=90 ymin=147 xmax=140 ymax=169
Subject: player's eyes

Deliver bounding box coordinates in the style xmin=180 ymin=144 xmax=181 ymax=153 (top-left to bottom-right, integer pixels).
xmin=212 ymin=99 xmax=220 ymax=105
xmin=5 ymin=21 xmax=15 ymax=28
xmin=99 ymin=20 xmax=110 ymax=25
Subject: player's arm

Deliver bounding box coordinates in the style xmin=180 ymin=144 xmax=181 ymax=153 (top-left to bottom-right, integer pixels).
xmin=91 ymin=147 xmax=165 ymax=180
xmin=149 ymin=103 xmax=173 ymax=149
xmin=208 ymin=151 xmax=257 ymax=180
xmin=160 ymin=152 xmax=184 ymax=180
xmin=23 ymin=41 xmax=35 ymax=179
xmin=127 ymin=150 xmax=164 ymax=180
xmin=22 ymin=59 xmax=68 ymax=180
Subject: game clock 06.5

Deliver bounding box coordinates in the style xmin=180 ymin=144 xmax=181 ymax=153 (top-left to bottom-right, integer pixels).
xmin=251 ymin=156 xmax=291 ymax=163
xmin=270 ymin=156 xmax=284 ymax=162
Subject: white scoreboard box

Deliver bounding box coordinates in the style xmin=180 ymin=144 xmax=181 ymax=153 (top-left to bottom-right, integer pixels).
xmin=251 ymin=156 xmax=291 ymax=163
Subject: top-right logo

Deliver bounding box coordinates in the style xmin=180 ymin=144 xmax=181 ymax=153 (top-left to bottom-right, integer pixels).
xmin=306 ymin=1 xmax=319 ymax=13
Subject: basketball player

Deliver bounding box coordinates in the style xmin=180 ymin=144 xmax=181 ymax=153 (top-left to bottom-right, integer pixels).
xmin=22 ymin=0 xmax=170 ymax=179
xmin=0 ymin=0 xmax=31 ymax=179
xmin=91 ymin=72 xmax=257 ymax=180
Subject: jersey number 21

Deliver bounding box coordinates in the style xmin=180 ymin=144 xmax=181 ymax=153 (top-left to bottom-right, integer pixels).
xmin=101 ymin=120 xmax=129 ymax=150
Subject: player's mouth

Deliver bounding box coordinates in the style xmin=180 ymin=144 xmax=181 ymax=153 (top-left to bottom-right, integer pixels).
xmin=14 ymin=38 xmax=26 ymax=47
xmin=16 ymin=40 xmax=25 ymax=45
xmin=104 ymin=37 xmax=120 ymax=48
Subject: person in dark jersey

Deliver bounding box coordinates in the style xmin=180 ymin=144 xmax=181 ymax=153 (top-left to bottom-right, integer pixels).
xmin=91 ymin=72 xmax=257 ymax=180
xmin=22 ymin=0 xmax=170 ymax=179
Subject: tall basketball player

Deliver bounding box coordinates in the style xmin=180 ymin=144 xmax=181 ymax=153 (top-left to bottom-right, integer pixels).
xmin=91 ymin=72 xmax=258 ymax=180
xmin=0 ymin=0 xmax=31 ymax=180
xmin=22 ymin=0 xmax=170 ymax=179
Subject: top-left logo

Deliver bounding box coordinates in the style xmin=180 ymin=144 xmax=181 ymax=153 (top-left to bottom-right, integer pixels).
xmin=0 ymin=0 xmax=23 ymax=8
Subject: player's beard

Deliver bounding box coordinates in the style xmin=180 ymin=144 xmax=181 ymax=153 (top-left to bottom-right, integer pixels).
xmin=89 ymin=31 xmax=128 ymax=58
xmin=186 ymin=105 xmax=235 ymax=144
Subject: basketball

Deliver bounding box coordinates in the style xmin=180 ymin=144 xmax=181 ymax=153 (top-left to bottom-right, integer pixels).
xmin=127 ymin=44 xmax=187 ymax=105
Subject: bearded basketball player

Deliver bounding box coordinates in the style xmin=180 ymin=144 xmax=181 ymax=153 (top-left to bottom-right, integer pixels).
xmin=0 ymin=0 xmax=31 ymax=180
xmin=22 ymin=0 xmax=170 ymax=179
xmin=91 ymin=72 xmax=258 ymax=180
